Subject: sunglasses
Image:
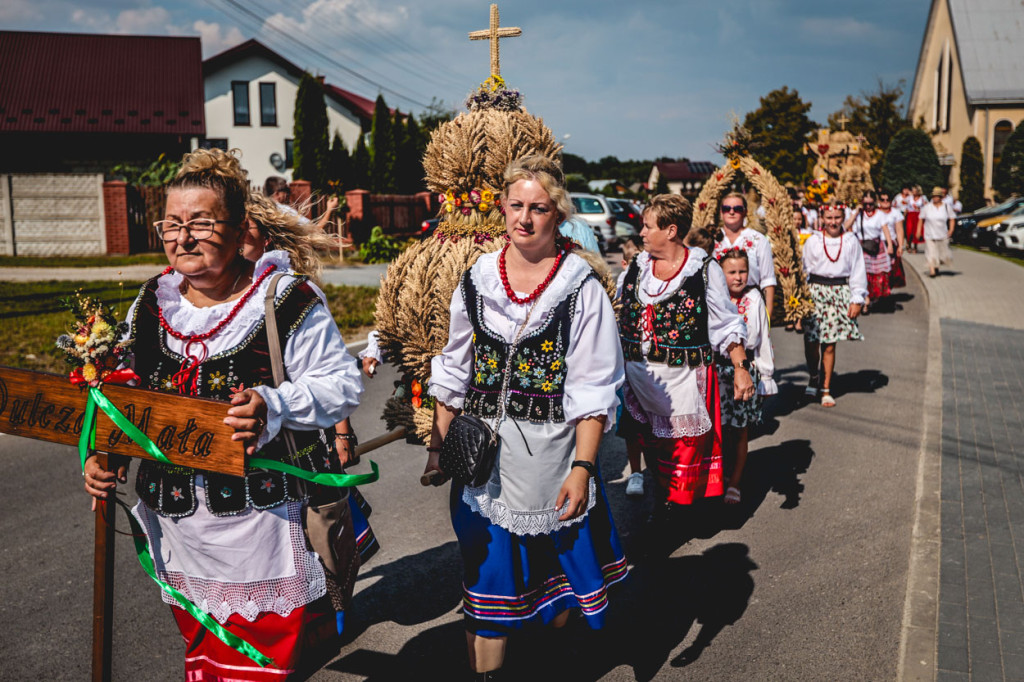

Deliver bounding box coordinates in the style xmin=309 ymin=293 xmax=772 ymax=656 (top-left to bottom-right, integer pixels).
xmin=862 ymin=203 xmax=876 ymax=208
xmin=721 ymin=205 xmax=746 ymax=214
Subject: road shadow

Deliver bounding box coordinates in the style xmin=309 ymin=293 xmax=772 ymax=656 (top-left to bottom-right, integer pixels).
xmin=830 ymin=369 xmax=888 ymax=399
xmin=872 ymin=292 xmax=915 ymax=314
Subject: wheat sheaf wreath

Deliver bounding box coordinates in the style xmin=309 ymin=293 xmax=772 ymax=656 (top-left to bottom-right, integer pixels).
xmin=692 ymin=155 xmax=814 ymax=324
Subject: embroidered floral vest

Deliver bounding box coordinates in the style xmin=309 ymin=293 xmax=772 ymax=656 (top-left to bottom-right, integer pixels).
xmin=130 ymin=274 xmax=340 ymax=518
xmin=618 ymin=256 xmax=713 ymax=367
xmin=461 ymin=268 xmax=589 ymax=423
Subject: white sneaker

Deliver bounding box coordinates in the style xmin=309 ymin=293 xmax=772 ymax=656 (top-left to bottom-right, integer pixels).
xmin=626 ymin=472 xmax=645 ymax=497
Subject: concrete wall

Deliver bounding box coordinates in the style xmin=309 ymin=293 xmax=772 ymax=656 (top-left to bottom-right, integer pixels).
xmin=203 ymin=54 xmax=364 ymax=186
xmin=0 ymin=173 xmax=106 ymax=256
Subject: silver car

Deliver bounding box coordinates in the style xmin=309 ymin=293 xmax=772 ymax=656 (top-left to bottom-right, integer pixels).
xmin=571 ymin=193 xmax=618 ymax=248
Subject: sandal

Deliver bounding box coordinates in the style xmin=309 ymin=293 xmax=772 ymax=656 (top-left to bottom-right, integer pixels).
xmin=804 ymin=385 xmax=819 ymax=399
xmin=724 ymin=486 xmax=741 ymax=504
xmin=821 ymin=390 xmax=836 ymax=408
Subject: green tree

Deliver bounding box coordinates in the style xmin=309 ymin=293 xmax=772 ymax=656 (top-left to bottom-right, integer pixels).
xmin=880 ymin=128 xmax=944 ymax=192
xmin=828 ymin=80 xmax=911 ymax=186
xmin=418 ymin=97 xmax=456 ymax=137
xmin=327 ymin=133 xmax=351 ymax=190
xmin=743 ymin=86 xmax=817 ymax=184
xmin=293 ymin=72 xmax=330 ymax=190
xmin=655 ymin=172 xmax=669 ymax=195
xmin=351 ymin=134 xmax=371 ymax=190
xmin=370 ymin=94 xmax=396 ymax=193
xmin=565 ymin=173 xmax=589 ymax=192
xmin=993 ymin=120 xmax=1024 ymax=199
xmin=395 ymin=111 xmax=425 ymax=194
xmin=959 ymin=136 xmax=985 ymax=212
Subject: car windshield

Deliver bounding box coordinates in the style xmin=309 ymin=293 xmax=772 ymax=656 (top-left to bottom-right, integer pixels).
xmin=573 ymin=197 xmax=604 ymax=214
xmin=975 ymin=198 xmax=1022 ymax=217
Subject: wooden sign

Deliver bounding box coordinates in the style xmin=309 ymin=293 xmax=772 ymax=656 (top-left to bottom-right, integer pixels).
xmin=0 ymin=366 xmax=245 ymax=476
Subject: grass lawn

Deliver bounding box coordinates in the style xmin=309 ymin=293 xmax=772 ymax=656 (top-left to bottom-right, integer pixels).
xmin=954 ymin=244 xmax=1024 ymax=267
xmin=0 ymin=280 xmax=378 ymax=374
xmin=0 ymin=254 xmax=169 ymax=268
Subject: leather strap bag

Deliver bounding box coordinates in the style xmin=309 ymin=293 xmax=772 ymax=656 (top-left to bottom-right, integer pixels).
xmin=857 ymin=213 xmax=880 ymax=256
xmin=264 ymin=273 xmax=358 ymax=612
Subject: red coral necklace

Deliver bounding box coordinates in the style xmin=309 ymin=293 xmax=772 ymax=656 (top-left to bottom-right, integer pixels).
xmin=499 ymin=244 xmax=566 ymax=305
xmin=159 ymin=264 xmax=276 ymax=394
xmin=823 ymin=232 xmax=842 ymax=263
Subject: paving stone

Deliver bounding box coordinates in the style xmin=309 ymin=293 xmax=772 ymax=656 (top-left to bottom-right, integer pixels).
xmin=968 ymin=658 xmax=1003 ymax=681
xmin=936 ymin=671 xmax=969 ymax=682
xmin=938 ymin=623 xmax=969 ymax=673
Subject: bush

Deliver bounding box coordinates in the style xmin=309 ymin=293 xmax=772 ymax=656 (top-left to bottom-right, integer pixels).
xmin=881 ymin=128 xmax=944 ymax=192
xmin=959 ymin=137 xmax=985 ymax=212
xmin=358 ymin=226 xmax=405 ymax=263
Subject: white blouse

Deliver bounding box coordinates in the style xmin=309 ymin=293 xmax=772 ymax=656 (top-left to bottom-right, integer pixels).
xmin=429 ymin=250 xmax=624 ymax=431
xmin=715 ymin=227 xmax=778 ymax=290
xmin=847 ymin=210 xmax=893 ymax=244
xmin=802 ymin=232 xmax=869 ymax=304
xmin=623 ymin=249 xmax=747 ymax=438
xmin=735 ymin=288 xmax=777 ymax=396
xmin=128 ymin=250 xmax=364 ymax=623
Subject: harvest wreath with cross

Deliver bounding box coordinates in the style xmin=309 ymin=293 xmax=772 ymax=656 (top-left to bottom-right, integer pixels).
xmin=692 ymin=124 xmax=815 ymax=324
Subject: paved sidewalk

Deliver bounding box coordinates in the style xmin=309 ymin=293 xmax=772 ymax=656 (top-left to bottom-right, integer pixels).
xmin=901 ymin=247 xmax=1024 ymax=682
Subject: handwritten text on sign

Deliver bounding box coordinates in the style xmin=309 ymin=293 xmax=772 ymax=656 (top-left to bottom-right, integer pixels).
xmin=0 ymin=366 xmax=245 ymax=476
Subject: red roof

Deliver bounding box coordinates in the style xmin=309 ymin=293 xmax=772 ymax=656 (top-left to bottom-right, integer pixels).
xmin=204 ymin=39 xmax=380 ymax=124
xmin=655 ymin=161 xmax=716 ymax=181
xmin=0 ymin=30 xmax=205 ymax=135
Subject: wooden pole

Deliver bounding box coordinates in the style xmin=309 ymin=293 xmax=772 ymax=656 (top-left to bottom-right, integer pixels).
xmin=354 ymin=427 xmax=406 ymax=457
xmin=91 ymin=452 xmax=115 ymax=682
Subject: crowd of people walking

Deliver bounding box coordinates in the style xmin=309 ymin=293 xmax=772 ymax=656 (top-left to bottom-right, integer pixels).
xmin=81 ymin=147 xmax=946 ymax=680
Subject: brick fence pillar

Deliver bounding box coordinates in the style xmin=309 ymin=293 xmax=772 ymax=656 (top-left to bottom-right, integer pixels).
xmin=289 ymin=180 xmax=312 ymax=217
xmin=102 ymin=181 xmax=130 ymax=255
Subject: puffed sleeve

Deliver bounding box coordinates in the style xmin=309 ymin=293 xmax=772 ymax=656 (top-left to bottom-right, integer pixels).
xmin=251 ymin=302 xmax=364 ymax=447
xmin=802 ymin=236 xmax=822 ymax=278
xmin=757 ymin=235 xmax=778 ymax=288
xmin=745 ymin=294 xmax=777 ymax=395
xmin=706 ymin=260 xmax=747 ymax=354
xmin=848 ymin=239 xmax=869 ymax=305
xmin=358 ymin=330 xmax=385 ymax=363
xmin=428 ymin=282 xmax=474 ymax=409
xmin=563 ymin=277 xmax=624 ymax=431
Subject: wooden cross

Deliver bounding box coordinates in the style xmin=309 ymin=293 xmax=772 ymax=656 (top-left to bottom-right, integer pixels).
xmin=836 ymin=113 xmax=850 ymax=131
xmin=468 ymin=4 xmax=521 ymax=77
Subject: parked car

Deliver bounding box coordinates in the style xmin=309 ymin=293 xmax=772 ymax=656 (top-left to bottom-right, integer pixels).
xmin=975 ymin=203 xmax=1024 ymax=248
xmin=607 ymin=198 xmax=641 ymax=239
xmin=953 ymin=196 xmax=1024 ymax=244
xmin=993 ymin=212 xmax=1024 ymax=252
xmin=570 ymin=193 xmax=618 ymax=249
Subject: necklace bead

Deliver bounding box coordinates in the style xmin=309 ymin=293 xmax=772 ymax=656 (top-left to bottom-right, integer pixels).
xmin=823 ymin=232 xmax=842 ymax=262
xmin=499 ymin=245 xmax=566 ymax=305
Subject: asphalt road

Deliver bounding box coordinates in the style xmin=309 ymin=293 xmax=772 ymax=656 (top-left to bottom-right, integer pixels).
xmin=0 ymin=274 xmax=928 ymax=681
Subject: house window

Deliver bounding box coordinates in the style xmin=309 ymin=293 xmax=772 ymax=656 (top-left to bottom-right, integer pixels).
xmin=232 ymin=81 xmax=250 ymax=126
xmin=993 ymin=120 xmax=1014 ymax=169
xmin=285 ymin=139 xmax=294 ymax=169
xmin=199 ymin=138 xmax=229 ymax=150
xmin=259 ymin=82 xmax=277 ymax=126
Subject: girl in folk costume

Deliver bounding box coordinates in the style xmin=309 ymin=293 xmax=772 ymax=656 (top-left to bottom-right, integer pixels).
xmin=802 ymin=201 xmax=868 ymax=408
xmin=243 ymin=192 xmax=380 ymax=566
xmin=716 ymin=248 xmax=777 ymax=504
xmin=904 ymin=185 xmax=926 ymax=252
xmin=620 ymin=194 xmax=752 ymax=512
xmin=876 ymin=189 xmax=907 ymax=290
xmin=713 ymin=192 xmax=777 ymax=319
xmin=425 ymin=156 xmax=626 ymax=680
xmin=83 ymin=149 xmax=365 ymax=680
xmin=844 ymin=190 xmax=893 ymax=312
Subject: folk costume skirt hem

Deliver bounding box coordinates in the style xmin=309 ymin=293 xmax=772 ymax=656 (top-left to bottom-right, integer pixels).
xmin=804 ymin=282 xmax=864 ymax=344
xmin=866 ymin=272 xmax=891 ymax=300
xmin=637 ymin=365 xmax=724 ymax=505
xmin=173 ymin=595 xmax=338 ymax=682
xmin=450 ymin=477 xmax=628 ymax=638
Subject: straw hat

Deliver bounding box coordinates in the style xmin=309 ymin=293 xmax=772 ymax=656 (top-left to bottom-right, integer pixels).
xmin=931 ymin=186 xmax=946 ymax=197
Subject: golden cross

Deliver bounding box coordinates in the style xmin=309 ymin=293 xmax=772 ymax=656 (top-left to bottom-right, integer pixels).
xmin=836 ymin=113 xmax=850 ymax=131
xmin=468 ymin=4 xmax=522 ymax=77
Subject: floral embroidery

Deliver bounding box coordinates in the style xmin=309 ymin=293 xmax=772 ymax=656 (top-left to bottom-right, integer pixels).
xmin=541 ymin=340 xmax=554 ymax=352
xmin=148 ymin=482 xmax=157 ymax=494
xmin=220 ymin=486 xmax=233 ymax=498
xmin=668 ymin=329 xmax=680 ymax=340
xmin=261 ymin=478 xmax=275 ymax=492
xmin=161 ymin=376 xmax=175 ymax=391
xmin=473 ymin=343 xmax=503 ymax=386
xmin=550 ymin=359 xmax=562 ymax=370
xmin=207 ymin=370 xmax=226 ymax=390
xmin=171 ymin=486 xmax=183 ymax=500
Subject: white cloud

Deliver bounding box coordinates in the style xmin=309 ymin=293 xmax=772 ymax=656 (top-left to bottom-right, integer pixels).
xmin=193 ymin=19 xmax=245 ymax=57
xmin=0 ymin=0 xmax=43 ymax=23
xmin=114 ymin=6 xmax=173 ymax=34
xmin=800 ymin=17 xmax=878 ymax=41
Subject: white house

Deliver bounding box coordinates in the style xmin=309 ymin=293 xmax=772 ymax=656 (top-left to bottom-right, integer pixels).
xmin=200 ymin=39 xmax=376 ymax=186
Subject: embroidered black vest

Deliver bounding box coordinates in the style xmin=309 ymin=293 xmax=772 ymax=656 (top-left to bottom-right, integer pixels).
xmin=130 ymin=273 xmax=340 ymax=518
xmin=461 ymin=268 xmax=589 ymax=423
xmin=618 ymin=256 xmax=713 ymax=367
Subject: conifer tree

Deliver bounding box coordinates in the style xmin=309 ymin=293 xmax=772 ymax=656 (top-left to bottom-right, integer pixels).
xmin=959 ymin=136 xmax=985 ymax=212
xmin=993 ymin=121 xmax=1024 ymax=199
xmin=328 ymin=132 xmax=352 ymax=190
xmin=880 ymin=128 xmax=944 ymax=193
xmin=370 ymin=94 xmax=396 ymax=193
xmin=293 ymin=72 xmax=330 ymax=190
xmin=351 ymin=134 xmax=371 ymax=190
xmin=396 ymin=111 xmax=425 ymax=193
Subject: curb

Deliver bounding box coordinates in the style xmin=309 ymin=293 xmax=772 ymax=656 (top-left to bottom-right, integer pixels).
xmin=897 ymin=258 xmax=942 ymax=682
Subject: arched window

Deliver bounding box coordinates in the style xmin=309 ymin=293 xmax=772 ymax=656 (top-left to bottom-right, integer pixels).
xmin=993 ymin=120 xmax=1014 ymax=169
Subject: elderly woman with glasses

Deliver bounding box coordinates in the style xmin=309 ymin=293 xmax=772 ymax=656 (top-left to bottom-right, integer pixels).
xmin=712 ymin=192 xmax=777 ymax=320
xmin=83 ymin=149 xmax=363 ymax=680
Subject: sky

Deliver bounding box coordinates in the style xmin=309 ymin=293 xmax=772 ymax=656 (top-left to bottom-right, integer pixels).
xmin=3 ymin=0 xmax=930 ymax=163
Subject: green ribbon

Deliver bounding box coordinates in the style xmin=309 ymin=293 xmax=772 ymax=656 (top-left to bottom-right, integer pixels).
xmin=78 ymin=386 xmax=380 ymax=669
xmin=79 ymin=387 xmax=171 ymax=470
xmin=248 ymin=457 xmax=379 ymax=487
xmin=114 ymin=498 xmax=276 ymax=668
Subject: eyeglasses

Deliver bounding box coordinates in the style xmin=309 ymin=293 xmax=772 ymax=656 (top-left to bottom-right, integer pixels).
xmin=861 ymin=203 xmax=876 ymax=208
xmin=721 ymin=205 xmax=746 ymax=214
xmin=153 ymin=219 xmax=230 ymax=242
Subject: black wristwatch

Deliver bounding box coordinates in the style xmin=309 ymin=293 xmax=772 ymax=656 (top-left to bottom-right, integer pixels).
xmin=571 ymin=460 xmax=597 ymax=478
xmin=735 ymin=359 xmax=752 ymax=371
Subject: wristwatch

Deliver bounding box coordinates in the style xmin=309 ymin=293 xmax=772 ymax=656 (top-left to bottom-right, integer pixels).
xmin=735 ymin=359 xmax=752 ymax=371
xmin=571 ymin=460 xmax=598 ymax=478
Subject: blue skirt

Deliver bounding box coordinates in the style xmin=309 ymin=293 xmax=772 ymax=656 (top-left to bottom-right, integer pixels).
xmin=349 ymin=487 xmax=379 ymax=563
xmin=450 ymin=476 xmax=628 ymax=637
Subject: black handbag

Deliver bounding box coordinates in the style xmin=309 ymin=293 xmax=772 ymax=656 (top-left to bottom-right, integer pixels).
xmin=438 ymin=413 xmax=500 ymax=487
xmin=857 ymin=214 xmax=880 ymax=256
xmin=438 ymin=295 xmax=540 ymax=488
